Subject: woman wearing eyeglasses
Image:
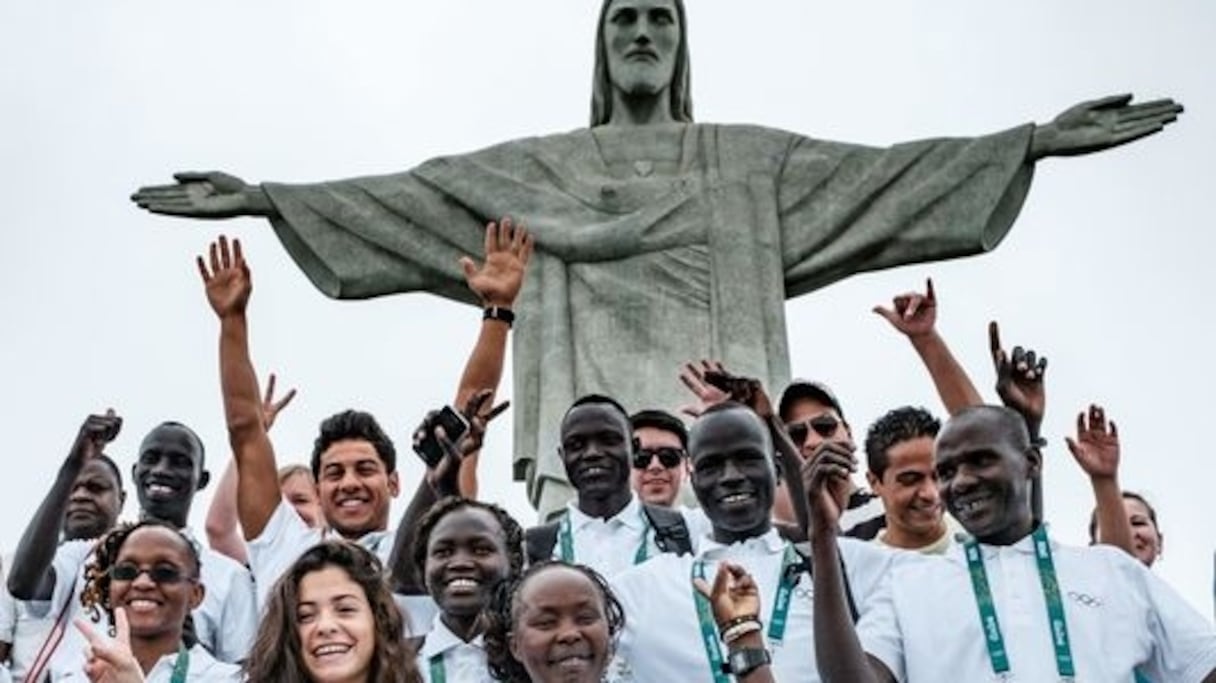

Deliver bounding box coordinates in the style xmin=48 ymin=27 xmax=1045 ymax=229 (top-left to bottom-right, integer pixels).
xmin=73 ymin=520 xmax=241 ymax=681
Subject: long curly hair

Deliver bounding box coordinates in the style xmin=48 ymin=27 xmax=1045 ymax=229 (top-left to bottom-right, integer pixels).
xmin=79 ymin=520 xmax=200 ymax=645
xmin=410 ymin=496 xmax=526 ymax=587
xmin=483 ymin=561 xmax=626 ymax=683
xmin=242 ymin=541 xmax=420 ymax=683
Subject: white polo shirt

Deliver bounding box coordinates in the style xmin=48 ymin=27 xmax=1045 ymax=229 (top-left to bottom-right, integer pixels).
xmin=0 ymin=581 xmax=55 ymax=682
xmin=609 ymin=529 xmax=893 ymax=683
xmin=859 ymin=533 xmax=1216 ymax=682
xmin=554 ymin=495 xmax=707 ymax=577
xmin=416 ymin=613 xmax=494 ymax=683
xmin=247 ymin=500 xmax=437 ymax=634
xmin=57 ymin=643 xmax=241 ymax=682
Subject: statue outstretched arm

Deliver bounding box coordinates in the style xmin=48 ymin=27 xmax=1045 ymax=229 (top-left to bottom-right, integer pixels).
xmin=132 ymin=171 xmax=277 ymax=219
xmin=1029 ymin=94 xmax=1183 ymax=161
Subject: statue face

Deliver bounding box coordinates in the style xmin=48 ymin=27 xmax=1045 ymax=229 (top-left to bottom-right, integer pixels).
xmin=603 ymin=0 xmax=681 ymax=99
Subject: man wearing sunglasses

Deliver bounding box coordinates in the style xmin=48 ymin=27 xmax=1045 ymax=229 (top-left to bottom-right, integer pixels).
xmin=629 ymin=409 xmax=691 ymax=509
xmin=778 ymin=380 xmax=887 ymax=540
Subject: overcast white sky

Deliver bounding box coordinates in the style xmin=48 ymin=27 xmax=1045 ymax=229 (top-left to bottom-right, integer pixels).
xmin=2 ymin=1 xmax=1213 ymax=616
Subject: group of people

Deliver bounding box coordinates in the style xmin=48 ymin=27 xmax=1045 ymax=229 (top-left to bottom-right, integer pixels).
xmin=0 ymin=215 xmax=1210 ymax=683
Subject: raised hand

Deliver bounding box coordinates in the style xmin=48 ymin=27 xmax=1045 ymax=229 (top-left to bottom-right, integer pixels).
xmin=693 ymin=561 xmax=761 ymax=626
xmin=461 ymin=217 xmax=534 ymax=308
xmin=131 ymin=171 xmax=267 ymax=219
xmin=988 ymin=321 xmax=1046 ymax=437
xmin=703 ymin=367 xmax=775 ymax=421
xmin=260 ymin=373 xmax=297 ymax=432
xmin=196 ymin=235 xmax=252 ymax=319
xmin=678 ymin=360 xmax=730 ymax=418
xmin=1065 ymin=404 xmax=1120 ymax=481
xmin=873 ymin=278 xmax=937 ymax=339
xmin=414 ymin=389 xmax=509 ymax=493
xmin=1030 ymin=94 xmax=1183 ymax=160
xmin=75 ymin=608 xmax=145 ymax=683
xmin=70 ymin=409 xmax=122 ymax=462
xmin=802 ymin=442 xmax=857 ymax=537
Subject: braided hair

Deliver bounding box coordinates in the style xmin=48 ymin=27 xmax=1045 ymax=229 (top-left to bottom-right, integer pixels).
xmin=483 ymin=561 xmax=625 ymax=683
xmin=79 ymin=519 xmax=201 ymax=645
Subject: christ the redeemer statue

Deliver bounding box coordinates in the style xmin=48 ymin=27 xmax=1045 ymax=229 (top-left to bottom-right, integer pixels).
xmin=133 ymin=0 xmax=1181 ymax=520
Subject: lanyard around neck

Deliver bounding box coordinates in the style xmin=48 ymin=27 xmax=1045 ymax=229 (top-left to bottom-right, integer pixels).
xmin=690 ymin=543 xmax=800 ymax=681
xmin=558 ymin=508 xmax=651 ymax=565
xmin=169 ymin=644 xmax=190 ymax=683
xmin=964 ymin=526 xmax=1075 ymax=680
xmin=429 ymin=653 xmax=446 ymax=683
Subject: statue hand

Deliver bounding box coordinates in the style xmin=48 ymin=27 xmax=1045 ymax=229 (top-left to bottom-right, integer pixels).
xmin=1030 ymin=94 xmax=1183 ymax=160
xmin=196 ymin=235 xmax=252 ymax=319
xmin=460 ymin=217 xmax=534 ymax=308
xmin=132 ymin=171 xmax=261 ymax=219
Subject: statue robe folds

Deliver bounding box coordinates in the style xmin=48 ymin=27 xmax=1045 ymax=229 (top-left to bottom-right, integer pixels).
xmin=262 ymin=123 xmax=1034 ymax=520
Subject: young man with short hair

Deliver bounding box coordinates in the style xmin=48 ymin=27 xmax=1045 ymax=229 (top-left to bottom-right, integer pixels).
xmin=610 ymin=402 xmax=893 ymax=682
xmin=808 ymin=405 xmax=1216 ymax=683
xmin=863 ymin=406 xmax=957 ymax=554
xmin=629 ymin=408 xmax=690 ymax=508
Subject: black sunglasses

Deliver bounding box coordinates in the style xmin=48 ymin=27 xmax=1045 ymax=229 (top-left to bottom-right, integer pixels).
xmin=785 ymin=414 xmax=841 ymax=445
xmin=108 ymin=562 xmax=193 ymax=585
xmin=632 ymin=447 xmax=685 ymax=470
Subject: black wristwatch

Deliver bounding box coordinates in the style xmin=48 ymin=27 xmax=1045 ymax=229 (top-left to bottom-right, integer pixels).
xmin=722 ymin=647 xmax=771 ymax=678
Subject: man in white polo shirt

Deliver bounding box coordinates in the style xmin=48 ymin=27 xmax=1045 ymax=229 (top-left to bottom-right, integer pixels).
xmin=609 ymin=402 xmax=892 ymax=683
xmin=808 ymin=405 xmax=1216 ymax=683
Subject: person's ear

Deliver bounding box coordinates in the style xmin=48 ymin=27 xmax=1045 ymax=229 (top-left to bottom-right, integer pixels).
xmin=189 ymin=582 xmax=206 ymax=611
xmin=508 ymin=630 xmax=522 ymax=664
xmin=1024 ymin=446 xmax=1043 ymax=480
xmin=866 ymin=471 xmax=880 ymax=491
xmin=196 ymin=469 xmax=211 ymax=492
xmin=631 ymin=436 xmax=641 ymax=454
xmin=388 ymin=471 xmax=401 ymax=498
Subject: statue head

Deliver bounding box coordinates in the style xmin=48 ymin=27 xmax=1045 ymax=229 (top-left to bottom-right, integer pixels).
xmin=591 ymin=0 xmax=693 ymax=126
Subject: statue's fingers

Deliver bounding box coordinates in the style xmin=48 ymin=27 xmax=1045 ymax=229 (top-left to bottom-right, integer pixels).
xmin=1119 ymin=99 xmax=1182 ymax=117
xmin=134 ymin=186 xmax=193 ymax=200
xmin=174 ymin=171 xmax=217 ymax=183
xmin=1086 ymin=93 xmax=1134 ymax=110
xmin=1108 ymin=122 xmax=1167 ymax=147
xmin=1117 ymin=105 xmax=1182 ymax=128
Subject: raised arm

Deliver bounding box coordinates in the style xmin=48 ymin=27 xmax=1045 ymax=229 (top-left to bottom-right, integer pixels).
xmin=1066 ymin=404 xmax=1134 ymax=556
xmin=9 ymin=411 xmax=121 ymax=600
xmin=132 ymin=171 xmax=277 ymax=219
xmin=805 ymin=441 xmax=894 ymax=683
xmin=388 ymin=391 xmax=507 ymax=594
xmin=197 ymin=236 xmax=281 ymax=540
xmin=874 ymin=278 xmax=982 ymax=415
xmin=988 ymin=321 xmax=1047 ymax=520
xmin=1029 ymin=94 xmax=1183 ymax=161
xmin=204 ymin=374 xmax=296 ymax=563
xmin=451 ymin=218 xmax=533 ymax=498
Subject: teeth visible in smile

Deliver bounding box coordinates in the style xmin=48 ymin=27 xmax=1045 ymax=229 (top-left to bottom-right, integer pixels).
xmin=339 ymin=499 xmax=365 ymax=508
xmin=448 ymin=578 xmax=478 ymax=589
xmin=147 ymin=484 xmax=174 ymax=495
xmin=314 ymin=644 xmax=350 ymax=657
xmin=723 ymin=493 xmax=752 ymax=504
xmin=128 ymin=599 xmax=159 ymax=611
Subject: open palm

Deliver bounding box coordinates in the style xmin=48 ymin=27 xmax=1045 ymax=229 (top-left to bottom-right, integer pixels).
xmin=197 ymin=235 xmax=251 ymax=318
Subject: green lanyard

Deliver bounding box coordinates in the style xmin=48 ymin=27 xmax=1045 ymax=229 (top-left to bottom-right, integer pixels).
xmin=964 ymin=526 xmax=1075 ymax=680
xmin=428 ymin=653 xmax=446 ymax=683
xmin=690 ymin=543 xmax=801 ymax=680
xmin=169 ymin=644 xmax=190 ymax=683
xmin=557 ymin=509 xmax=652 ymax=565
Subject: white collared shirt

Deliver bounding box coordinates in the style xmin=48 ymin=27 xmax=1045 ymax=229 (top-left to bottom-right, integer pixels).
xmin=609 ymin=528 xmax=893 ymax=682
xmin=247 ymin=499 xmax=436 ymax=634
xmin=58 ymin=643 xmax=241 ymax=682
xmin=859 ymin=532 xmax=1216 ymax=682
xmin=0 ymin=578 xmax=55 ymax=681
xmin=556 ymin=495 xmax=662 ymax=577
xmin=417 ymin=613 xmax=494 ymax=683
xmin=872 ymin=515 xmax=962 ymax=556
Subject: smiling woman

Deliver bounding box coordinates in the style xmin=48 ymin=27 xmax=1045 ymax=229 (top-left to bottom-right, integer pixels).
xmin=243 ymin=541 xmax=420 ymax=683
xmin=78 ymin=521 xmax=242 ymax=681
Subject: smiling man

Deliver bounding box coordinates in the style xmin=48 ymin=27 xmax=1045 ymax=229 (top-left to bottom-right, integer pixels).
xmin=629 ymin=409 xmax=690 ymax=508
xmin=808 ymin=405 xmax=1216 ymax=683
xmin=524 ymin=396 xmax=694 ymax=577
xmin=609 ymin=402 xmax=893 ymax=682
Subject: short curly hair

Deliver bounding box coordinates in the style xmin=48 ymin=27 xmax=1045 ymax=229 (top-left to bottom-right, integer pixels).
xmin=310 ymin=409 xmax=397 ymax=479
xmin=80 ymin=520 xmax=200 ymax=644
xmin=864 ymin=406 xmax=941 ymax=480
xmin=243 ymin=541 xmax=420 ymax=683
xmin=483 ymin=561 xmax=625 ymax=683
xmin=411 ymin=496 xmax=526 ymax=588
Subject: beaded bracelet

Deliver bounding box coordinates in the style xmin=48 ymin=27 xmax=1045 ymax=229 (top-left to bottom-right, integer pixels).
xmin=720 ymin=619 xmax=763 ymax=645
